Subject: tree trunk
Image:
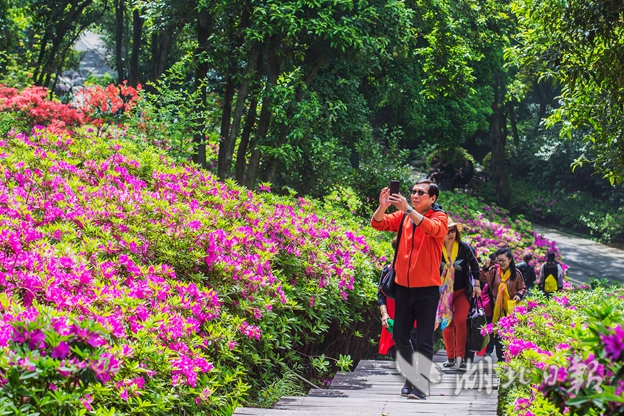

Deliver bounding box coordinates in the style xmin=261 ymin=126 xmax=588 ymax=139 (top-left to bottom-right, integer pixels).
xmin=129 ymin=8 xmax=143 ymax=87
xmin=33 ymin=31 xmax=50 ymax=85
xmin=246 ymin=42 xmax=279 ymax=188
xmin=149 ymin=27 xmax=177 ymax=85
xmin=156 ymin=28 xmax=175 ymax=79
xmin=42 ymin=72 xmax=52 ymax=89
xmin=50 ymin=44 xmax=73 ymax=92
xmin=149 ymin=32 xmax=158 ymax=85
xmin=489 ymin=75 xmax=510 ymax=208
xmin=219 ymin=69 xmax=235 ymax=166
xmin=508 ymin=102 xmax=519 ymax=146
xmin=115 ymin=0 xmax=125 ymax=82
xmin=262 ymin=158 xmax=279 ymax=183
xmin=234 ymin=50 xmax=264 ymax=183
xmin=191 ymin=9 xmax=213 ymax=168
xmin=40 ymin=18 xmax=73 ymax=88
xmin=217 ymin=42 xmax=262 ymax=180
xmin=234 ymin=96 xmax=258 ymax=183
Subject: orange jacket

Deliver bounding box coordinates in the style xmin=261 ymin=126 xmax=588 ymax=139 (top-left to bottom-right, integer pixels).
xmin=371 ymin=206 xmax=447 ymax=288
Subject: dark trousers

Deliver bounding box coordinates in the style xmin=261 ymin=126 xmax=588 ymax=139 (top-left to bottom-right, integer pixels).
xmin=394 ymin=285 xmax=440 ymax=385
xmin=492 ymin=334 xmax=504 ymax=361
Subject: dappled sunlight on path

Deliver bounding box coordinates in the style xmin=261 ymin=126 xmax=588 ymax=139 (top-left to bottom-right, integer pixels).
xmin=532 ymin=224 xmax=624 ymax=284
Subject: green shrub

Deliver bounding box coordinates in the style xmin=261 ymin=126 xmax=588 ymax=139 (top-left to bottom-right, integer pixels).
xmin=426 ymin=146 xmax=475 ymax=168
xmin=348 ymin=128 xmax=414 ymax=215
xmin=508 ymin=180 xmax=624 ymax=243
xmin=498 ymin=288 xmax=624 ymax=416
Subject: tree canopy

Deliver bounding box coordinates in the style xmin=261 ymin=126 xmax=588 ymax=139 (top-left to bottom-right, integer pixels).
xmin=511 ymin=0 xmax=624 ymax=184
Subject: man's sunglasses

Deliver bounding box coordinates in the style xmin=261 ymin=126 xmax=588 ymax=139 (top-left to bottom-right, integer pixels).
xmin=411 ymin=189 xmax=428 ymax=196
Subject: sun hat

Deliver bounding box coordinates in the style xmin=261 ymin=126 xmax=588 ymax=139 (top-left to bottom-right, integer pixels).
xmin=447 ymin=217 xmax=464 ymax=232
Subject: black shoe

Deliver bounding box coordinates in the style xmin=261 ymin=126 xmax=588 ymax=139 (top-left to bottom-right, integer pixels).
xmin=442 ymin=359 xmax=456 ymax=368
xmin=406 ymin=386 xmax=427 ymax=400
xmin=401 ymin=381 xmax=413 ymax=397
xmin=458 ymin=361 xmax=467 ymax=371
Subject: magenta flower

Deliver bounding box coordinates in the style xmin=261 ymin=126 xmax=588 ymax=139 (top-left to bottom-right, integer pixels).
xmin=601 ymin=324 xmax=624 ymax=361
xmin=239 ymin=321 xmax=261 ymax=341
xmin=51 ymin=341 xmax=71 ymax=359
xmin=480 ymin=323 xmax=493 ymax=336
xmin=506 ymin=339 xmax=538 ymax=358
xmin=81 ymin=394 xmax=93 ymax=410
xmin=514 ymin=397 xmax=531 ymax=410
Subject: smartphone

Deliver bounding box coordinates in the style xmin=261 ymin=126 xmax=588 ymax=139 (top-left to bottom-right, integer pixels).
xmin=390 ymin=180 xmax=400 ymax=196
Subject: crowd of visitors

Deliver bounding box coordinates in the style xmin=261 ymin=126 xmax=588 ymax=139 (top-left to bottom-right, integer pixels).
xmin=372 ymin=179 xmax=565 ymax=400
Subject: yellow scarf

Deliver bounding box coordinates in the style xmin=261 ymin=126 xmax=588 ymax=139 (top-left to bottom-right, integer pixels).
xmin=493 ymin=268 xmax=511 ymax=324
xmin=436 ymin=241 xmax=459 ymax=330
xmin=442 ymin=241 xmax=459 ymax=266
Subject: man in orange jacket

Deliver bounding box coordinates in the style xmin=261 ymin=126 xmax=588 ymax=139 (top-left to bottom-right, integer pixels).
xmin=371 ymin=178 xmax=447 ymax=400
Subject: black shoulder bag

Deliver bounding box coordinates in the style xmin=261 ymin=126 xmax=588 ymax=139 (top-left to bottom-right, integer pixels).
xmin=467 ymin=297 xmax=490 ymax=352
xmin=379 ymin=214 xmax=407 ymax=301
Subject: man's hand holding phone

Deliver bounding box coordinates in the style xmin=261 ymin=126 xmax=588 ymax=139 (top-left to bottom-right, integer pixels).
xmin=387 ymin=180 xmax=410 ymax=212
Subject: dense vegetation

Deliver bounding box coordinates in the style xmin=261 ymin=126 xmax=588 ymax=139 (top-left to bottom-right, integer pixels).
xmin=2 ymin=0 xmax=624 ymax=414
xmin=0 ymin=87 xmax=570 ymax=414
xmin=0 ymin=89 xmax=387 ymax=414
xmin=4 ymin=0 xmax=623 ymax=243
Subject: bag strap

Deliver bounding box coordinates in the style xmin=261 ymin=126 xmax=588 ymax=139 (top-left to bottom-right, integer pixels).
xmin=472 ymin=295 xmax=485 ymax=310
xmin=391 ymin=214 xmax=408 ymax=270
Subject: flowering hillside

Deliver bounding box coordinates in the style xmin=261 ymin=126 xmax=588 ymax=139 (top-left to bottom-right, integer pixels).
xmin=0 ymin=125 xmax=378 ymax=414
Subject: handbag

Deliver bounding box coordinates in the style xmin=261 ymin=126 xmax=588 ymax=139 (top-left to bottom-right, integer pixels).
xmin=379 ymin=214 xmax=407 ymax=301
xmin=467 ymin=297 xmax=490 ymax=352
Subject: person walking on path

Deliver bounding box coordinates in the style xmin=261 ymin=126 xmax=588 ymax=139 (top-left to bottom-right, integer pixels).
xmin=371 ymin=179 xmax=447 ymax=400
xmin=479 ymin=248 xmax=527 ymax=361
xmin=438 ymin=219 xmax=481 ymax=371
xmin=516 ymin=254 xmax=537 ymax=291
xmin=378 ymin=238 xmax=418 ymax=357
xmin=538 ymin=251 xmax=564 ymax=296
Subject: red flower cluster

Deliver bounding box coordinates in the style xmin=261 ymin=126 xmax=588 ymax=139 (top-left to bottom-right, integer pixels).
xmin=0 ymin=85 xmax=83 ymax=133
xmin=76 ymin=82 xmax=142 ymax=129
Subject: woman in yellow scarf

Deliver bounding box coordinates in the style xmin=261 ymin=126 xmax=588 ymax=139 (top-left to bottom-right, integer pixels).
xmin=479 ymin=248 xmax=527 ymax=362
xmin=437 ymin=219 xmax=481 ymax=370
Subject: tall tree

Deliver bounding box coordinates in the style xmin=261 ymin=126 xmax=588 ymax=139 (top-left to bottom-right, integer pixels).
xmin=129 ymin=5 xmax=143 ymax=86
xmin=512 ymin=0 xmax=624 ymax=184
xmin=448 ymin=0 xmax=519 ymax=208
xmin=191 ymin=6 xmax=213 ymax=169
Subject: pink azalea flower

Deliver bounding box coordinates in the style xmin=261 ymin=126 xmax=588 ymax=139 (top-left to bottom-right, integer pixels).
xmin=601 ymin=324 xmax=624 ymax=361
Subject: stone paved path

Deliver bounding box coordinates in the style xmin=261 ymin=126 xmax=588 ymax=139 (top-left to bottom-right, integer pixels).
xmin=532 ymin=223 xmax=624 ymax=284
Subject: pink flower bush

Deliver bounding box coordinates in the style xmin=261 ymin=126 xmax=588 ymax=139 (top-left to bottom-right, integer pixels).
xmin=0 ymin=119 xmax=378 ymax=413
xmin=499 ymin=286 xmax=624 ymax=416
